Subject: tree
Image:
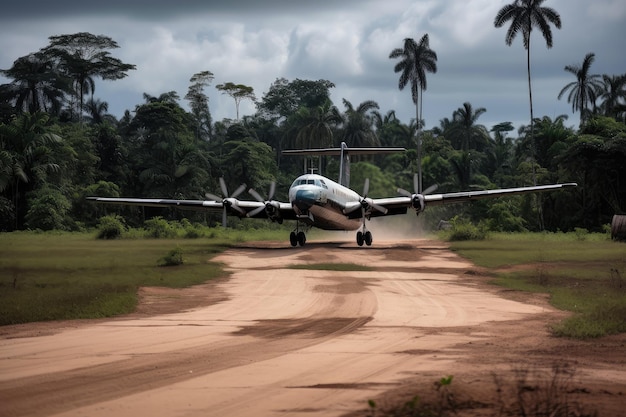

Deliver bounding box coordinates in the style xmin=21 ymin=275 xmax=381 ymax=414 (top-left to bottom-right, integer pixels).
xmin=43 ymin=32 xmax=136 ymax=120
xmin=216 ymin=82 xmax=255 ymax=120
xmin=450 ymin=102 xmax=490 ymax=152
xmin=340 ymin=99 xmax=380 ymax=148
xmin=597 ymin=73 xmax=626 ymax=122
xmin=557 ymin=53 xmax=603 ymax=124
xmin=0 ymin=52 xmax=70 ymax=114
xmin=257 ymin=78 xmax=335 ymax=120
xmin=389 ymin=34 xmax=438 ymax=192
xmin=185 ymin=71 xmax=214 ymax=141
xmin=291 ymin=99 xmax=342 ymax=149
xmin=494 ymin=0 xmax=562 ymax=182
xmin=83 ymin=97 xmax=113 ymax=124
xmin=0 ymin=112 xmax=62 ymax=229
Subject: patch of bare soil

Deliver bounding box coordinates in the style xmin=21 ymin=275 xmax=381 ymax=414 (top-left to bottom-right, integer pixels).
xmin=0 ymin=239 xmax=624 ymax=417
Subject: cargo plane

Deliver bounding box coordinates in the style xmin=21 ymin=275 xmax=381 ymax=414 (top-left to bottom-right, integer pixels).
xmin=88 ymin=142 xmax=576 ymax=246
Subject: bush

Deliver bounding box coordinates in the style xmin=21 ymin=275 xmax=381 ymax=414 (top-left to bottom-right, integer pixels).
xmin=25 ymin=186 xmax=71 ymax=231
xmin=144 ymin=216 xmax=177 ymax=238
xmin=158 ymin=246 xmax=184 ymax=266
xmin=96 ymin=215 xmax=126 ymax=239
xmin=445 ymin=216 xmax=488 ymax=241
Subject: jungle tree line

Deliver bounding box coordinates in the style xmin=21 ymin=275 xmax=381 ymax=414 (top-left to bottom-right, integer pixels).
xmin=0 ymin=3 xmax=625 ymax=233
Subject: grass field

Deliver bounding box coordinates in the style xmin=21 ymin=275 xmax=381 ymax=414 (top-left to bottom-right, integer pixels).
xmin=449 ymin=232 xmax=626 ymax=338
xmin=1 ymin=229 xmax=625 ymax=338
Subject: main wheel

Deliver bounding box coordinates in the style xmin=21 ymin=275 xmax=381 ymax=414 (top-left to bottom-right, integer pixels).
xmin=297 ymin=231 xmax=306 ymax=246
xmin=356 ymin=231 xmax=364 ymax=246
xmin=289 ymin=231 xmax=298 ymax=247
xmin=364 ymin=231 xmax=373 ymax=246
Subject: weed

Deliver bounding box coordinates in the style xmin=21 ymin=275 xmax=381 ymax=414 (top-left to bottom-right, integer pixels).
xmin=158 ymin=246 xmax=184 ymax=267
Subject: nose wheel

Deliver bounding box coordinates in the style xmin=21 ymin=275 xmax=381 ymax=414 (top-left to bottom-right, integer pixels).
xmin=289 ymin=228 xmax=307 ymax=247
xmin=356 ymin=229 xmax=373 ymax=246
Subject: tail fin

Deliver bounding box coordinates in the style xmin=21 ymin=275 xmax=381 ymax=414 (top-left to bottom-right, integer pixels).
xmin=282 ymin=142 xmax=406 ymax=188
xmin=338 ymin=142 xmax=350 ymax=187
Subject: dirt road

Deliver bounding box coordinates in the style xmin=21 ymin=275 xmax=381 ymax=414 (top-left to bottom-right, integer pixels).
xmin=1 ymin=239 xmax=624 ymax=416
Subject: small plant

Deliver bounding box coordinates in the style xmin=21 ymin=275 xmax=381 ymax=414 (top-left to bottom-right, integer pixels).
xmin=96 ymin=215 xmax=126 ymax=239
xmin=573 ymin=227 xmax=589 ymax=241
xmin=158 ymin=246 xmax=184 ymax=267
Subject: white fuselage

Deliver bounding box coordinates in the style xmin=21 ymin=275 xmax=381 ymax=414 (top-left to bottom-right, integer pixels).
xmin=288 ymin=174 xmax=362 ymax=230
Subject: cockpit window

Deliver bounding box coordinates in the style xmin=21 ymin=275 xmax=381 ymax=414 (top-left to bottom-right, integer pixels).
xmin=307 ymin=179 xmax=315 ymax=184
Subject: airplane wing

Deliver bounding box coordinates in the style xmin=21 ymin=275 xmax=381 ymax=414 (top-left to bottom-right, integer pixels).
xmin=86 ymin=197 xmax=297 ymax=220
xmin=367 ymin=183 xmax=578 ymax=217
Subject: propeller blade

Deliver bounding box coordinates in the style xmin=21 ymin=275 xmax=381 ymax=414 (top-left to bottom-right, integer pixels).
xmin=219 ymin=177 xmax=228 ymax=197
xmin=249 ymin=188 xmax=264 ymax=203
xmin=413 ymin=173 xmax=419 ymax=194
xmin=247 ymin=205 xmax=266 ymax=218
xmin=205 ymin=192 xmax=221 ymax=201
xmin=363 ymin=178 xmax=370 ymax=197
xmin=371 ymin=202 xmax=388 ymax=214
xmin=231 ymin=183 xmax=247 ymax=199
xmin=397 ymin=187 xmax=412 ymax=198
xmin=423 ymin=184 xmax=438 ymax=195
xmin=268 ymin=181 xmax=276 ymax=201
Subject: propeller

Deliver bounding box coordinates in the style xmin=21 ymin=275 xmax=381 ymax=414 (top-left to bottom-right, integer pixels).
xmin=345 ymin=178 xmax=388 ymax=216
xmin=397 ymin=173 xmax=438 ymax=215
xmin=205 ymin=177 xmax=247 ymax=227
xmin=247 ymin=181 xmax=281 ymax=222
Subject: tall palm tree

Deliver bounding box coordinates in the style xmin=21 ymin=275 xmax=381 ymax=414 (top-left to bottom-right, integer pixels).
xmin=494 ymin=0 xmax=561 ymax=182
xmin=557 ymin=53 xmax=603 ymax=124
xmin=389 ymin=34 xmax=437 ymax=192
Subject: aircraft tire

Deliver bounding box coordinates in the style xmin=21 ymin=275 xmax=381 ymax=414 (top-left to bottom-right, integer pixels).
xmin=297 ymin=231 xmax=306 ymax=246
xmin=356 ymin=231 xmax=364 ymax=246
xmin=364 ymin=231 xmax=373 ymax=246
xmin=290 ymin=231 xmax=298 ymax=247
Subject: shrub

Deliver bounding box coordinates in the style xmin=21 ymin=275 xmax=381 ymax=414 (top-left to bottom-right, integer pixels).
xmin=445 ymin=216 xmax=488 ymax=241
xmin=96 ymin=215 xmax=126 ymax=239
xmin=158 ymin=246 xmax=184 ymax=266
xmin=144 ymin=216 xmax=177 ymax=238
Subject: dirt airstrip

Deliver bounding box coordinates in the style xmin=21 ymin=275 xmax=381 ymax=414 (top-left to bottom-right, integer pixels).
xmin=0 ymin=239 xmax=624 ymax=417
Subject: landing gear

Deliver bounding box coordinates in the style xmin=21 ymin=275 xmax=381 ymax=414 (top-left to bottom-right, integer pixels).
xmin=356 ymin=229 xmax=372 ymax=246
xmin=289 ymin=227 xmax=308 ymax=247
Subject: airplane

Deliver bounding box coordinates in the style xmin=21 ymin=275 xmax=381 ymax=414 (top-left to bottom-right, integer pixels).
xmin=88 ymin=142 xmax=577 ymax=247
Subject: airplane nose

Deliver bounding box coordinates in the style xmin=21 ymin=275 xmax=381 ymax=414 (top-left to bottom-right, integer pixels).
xmin=294 ymin=189 xmax=316 ymax=210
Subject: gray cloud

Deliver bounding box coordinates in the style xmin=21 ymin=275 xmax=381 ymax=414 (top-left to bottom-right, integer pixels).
xmin=1 ymin=0 xmax=624 ymax=131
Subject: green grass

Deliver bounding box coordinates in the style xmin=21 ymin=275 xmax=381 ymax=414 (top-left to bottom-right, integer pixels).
xmin=0 ymin=230 xmax=236 ymax=325
xmin=450 ymin=232 xmax=626 ymax=338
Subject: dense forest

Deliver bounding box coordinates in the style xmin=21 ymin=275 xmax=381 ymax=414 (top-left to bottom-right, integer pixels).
xmin=0 ymin=27 xmax=624 ymax=234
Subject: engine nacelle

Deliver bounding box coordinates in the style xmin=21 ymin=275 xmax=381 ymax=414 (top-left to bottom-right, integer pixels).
xmin=412 ymin=194 xmax=426 ymax=215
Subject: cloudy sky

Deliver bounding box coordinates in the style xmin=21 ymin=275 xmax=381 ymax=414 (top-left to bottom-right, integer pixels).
xmin=1 ymin=0 xmax=624 ymax=132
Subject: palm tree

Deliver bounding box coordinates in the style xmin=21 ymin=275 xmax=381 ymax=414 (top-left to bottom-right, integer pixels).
xmin=558 ymin=53 xmax=603 ymax=124
xmin=83 ymin=98 xmax=112 ymax=124
xmin=494 ymin=0 xmax=561 ymax=181
xmin=293 ymin=99 xmax=342 ymax=149
xmin=340 ymin=99 xmax=380 ymax=148
xmin=389 ymin=34 xmax=438 ymax=192
xmin=596 ymin=73 xmax=626 ymax=121
xmin=450 ymin=102 xmax=490 ymax=152
xmin=0 ymin=112 xmax=62 ymax=229
xmin=0 ymin=52 xmax=70 ymax=114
